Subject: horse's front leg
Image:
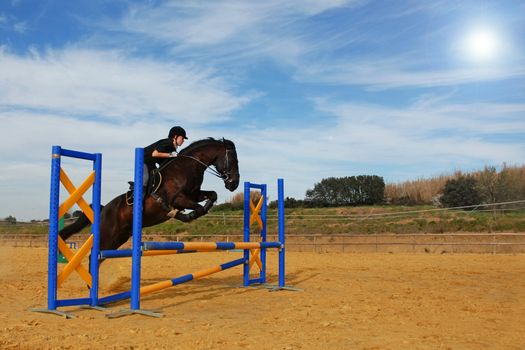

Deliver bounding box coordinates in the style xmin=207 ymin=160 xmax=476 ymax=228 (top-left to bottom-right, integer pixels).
xmin=171 ymin=194 xmax=213 ymax=223
xmin=198 ymin=190 xmax=217 ymax=213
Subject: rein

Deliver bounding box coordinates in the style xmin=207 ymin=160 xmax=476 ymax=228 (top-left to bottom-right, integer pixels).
xmin=155 ymin=140 xmax=238 ymax=181
xmin=179 ymin=155 xmax=225 ymax=179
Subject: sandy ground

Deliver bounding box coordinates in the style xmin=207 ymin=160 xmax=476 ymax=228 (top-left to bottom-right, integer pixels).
xmin=0 ymin=247 xmax=524 ymax=349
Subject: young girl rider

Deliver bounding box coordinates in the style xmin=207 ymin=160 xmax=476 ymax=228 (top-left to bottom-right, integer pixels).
xmin=142 ymin=126 xmax=188 ymax=188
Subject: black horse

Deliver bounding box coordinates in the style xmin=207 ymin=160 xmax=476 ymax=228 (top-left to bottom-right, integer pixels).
xmin=59 ymin=138 xmax=239 ymax=251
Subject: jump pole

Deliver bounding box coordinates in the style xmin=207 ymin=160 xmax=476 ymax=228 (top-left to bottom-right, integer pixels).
xmin=34 ymin=146 xmax=297 ymax=319
xmin=107 ymin=148 xmax=297 ymax=318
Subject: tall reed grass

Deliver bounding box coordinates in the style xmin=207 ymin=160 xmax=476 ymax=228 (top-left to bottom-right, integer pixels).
xmin=385 ymin=164 xmax=525 ymax=205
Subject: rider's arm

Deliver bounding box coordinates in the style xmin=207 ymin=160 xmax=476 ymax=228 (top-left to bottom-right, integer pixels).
xmin=152 ymin=149 xmax=176 ymax=158
xmin=152 ymin=139 xmax=178 ymax=158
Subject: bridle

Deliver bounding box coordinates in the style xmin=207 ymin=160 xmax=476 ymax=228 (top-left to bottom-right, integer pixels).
xmin=221 ymin=147 xmax=239 ymax=182
xmin=178 ymin=141 xmax=238 ymax=182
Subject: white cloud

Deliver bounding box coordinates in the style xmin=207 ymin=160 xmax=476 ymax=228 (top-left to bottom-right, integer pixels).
xmin=2 ymin=95 xmax=524 ymax=221
xmin=312 ymin=97 xmax=525 ymax=166
xmin=116 ymin=0 xmax=359 ymax=65
xmin=13 ymin=21 xmax=26 ymax=33
xmin=297 ymin=58 xmax=525 ymax=89
xmin=122 ymin=0 xmax=354 ymax=45
xmin=0 ymin=48 xmax=252 ymax=123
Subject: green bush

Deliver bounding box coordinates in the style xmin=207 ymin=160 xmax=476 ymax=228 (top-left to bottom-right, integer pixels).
xmin=440 ymin=176 xmax=482 ymax=209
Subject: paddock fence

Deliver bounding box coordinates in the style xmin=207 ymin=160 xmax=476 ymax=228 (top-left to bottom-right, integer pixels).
xmin=2 ymin=232 xmax=524 ymax=254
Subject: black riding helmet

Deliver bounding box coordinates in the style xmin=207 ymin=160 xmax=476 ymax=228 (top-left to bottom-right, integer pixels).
xmin=168 ymin=126 xmax=188 ymax=140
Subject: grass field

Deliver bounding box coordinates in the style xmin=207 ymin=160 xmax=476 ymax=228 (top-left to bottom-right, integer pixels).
xmin=2 ymin=205 xmax=525 ymax=238
xmin=140 ymin=205 xmax=525 ymax=239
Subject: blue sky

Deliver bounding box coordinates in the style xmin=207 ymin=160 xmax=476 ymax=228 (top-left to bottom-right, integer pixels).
xmin=1 ymin=0 xmax=524 ymax=221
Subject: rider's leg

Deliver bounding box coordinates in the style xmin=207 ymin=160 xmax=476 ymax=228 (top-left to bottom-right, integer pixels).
xmin=142 ymin=164 xmax=153 ymax=198
xmin=143 ymin=164 xmax=149 ymax=188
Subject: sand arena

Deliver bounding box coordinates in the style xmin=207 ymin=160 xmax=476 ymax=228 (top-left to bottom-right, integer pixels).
xmin=0 ymin=246 xmax=523 ymax=349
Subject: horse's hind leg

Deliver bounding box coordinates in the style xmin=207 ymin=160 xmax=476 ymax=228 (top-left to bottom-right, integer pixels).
xmin=59 ymin=212 xmax=92 ymax=241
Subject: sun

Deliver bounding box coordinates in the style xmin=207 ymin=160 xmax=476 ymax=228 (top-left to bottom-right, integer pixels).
xmin=462 ymin=27 xmax=500 ymax=62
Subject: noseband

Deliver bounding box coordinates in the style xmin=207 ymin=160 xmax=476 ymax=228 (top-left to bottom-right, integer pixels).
xmin=221 ymin=148 xmax=239 ymax=182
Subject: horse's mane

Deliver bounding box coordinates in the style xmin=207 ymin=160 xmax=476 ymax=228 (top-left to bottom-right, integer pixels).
xmin=179 ymin=138 xmax=233 ymax=155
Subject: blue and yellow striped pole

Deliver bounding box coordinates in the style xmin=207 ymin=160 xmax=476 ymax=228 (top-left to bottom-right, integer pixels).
xmin=101 ymin=241 xmax=282 ymax=259
xmin=141 ymin=241 xmax=281 ymax=251
xmin=140 ymin=258 xmax=246 ymax=296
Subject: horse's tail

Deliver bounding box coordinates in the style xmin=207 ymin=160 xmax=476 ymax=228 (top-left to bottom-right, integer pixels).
xmin=59 ymin=205 xmax=104 ymax=241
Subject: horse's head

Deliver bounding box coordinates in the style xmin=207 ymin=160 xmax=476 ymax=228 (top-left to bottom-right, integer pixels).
xmin=215 ymin=139 xmax=240 ymax=191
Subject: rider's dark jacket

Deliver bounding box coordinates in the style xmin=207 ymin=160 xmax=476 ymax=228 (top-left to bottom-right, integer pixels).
xmin=143 ymin=138 xmax=177 ymax=171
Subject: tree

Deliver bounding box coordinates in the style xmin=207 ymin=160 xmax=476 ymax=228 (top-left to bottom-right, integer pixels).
xmin=476 ymin=166 xmax=498 ymax=203
xmin=495 ymin=164 xmax=525 ymax=202
xmin=268 ymin=197 xmax=305 ymax=209
xmin=4 ymin=216 xmax=17 ymax=224
xmin=305 ymin=175 xmax=385 ymax=206
xmin=440 ymin=175 xmax=481 ymax=209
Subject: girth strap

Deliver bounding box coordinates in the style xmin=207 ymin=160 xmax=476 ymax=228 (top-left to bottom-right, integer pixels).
xmin=150 ymin=192 xmax=172 ymax=212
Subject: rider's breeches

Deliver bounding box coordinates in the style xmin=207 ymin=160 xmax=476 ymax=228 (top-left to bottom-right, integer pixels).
xmin=143 ymin=164 xmax=149 ymax=187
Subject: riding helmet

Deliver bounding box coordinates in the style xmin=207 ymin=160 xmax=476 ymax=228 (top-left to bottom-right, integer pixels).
xmin=168 ymin=126 xmax=188 ymax=140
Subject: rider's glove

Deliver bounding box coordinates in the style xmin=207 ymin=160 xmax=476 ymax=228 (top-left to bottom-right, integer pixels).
xmin=169 ymin=151 xmax=178 ymax=158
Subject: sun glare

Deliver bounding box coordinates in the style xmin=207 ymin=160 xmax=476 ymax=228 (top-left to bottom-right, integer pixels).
xmin=463 ymin=27 xmax=500 ymax=62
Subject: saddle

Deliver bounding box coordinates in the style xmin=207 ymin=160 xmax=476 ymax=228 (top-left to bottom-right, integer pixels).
xmin=125 ymin=170 xmax=162 ymax=206
xmin=125 ymin=161 xmax=180 ymax=217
